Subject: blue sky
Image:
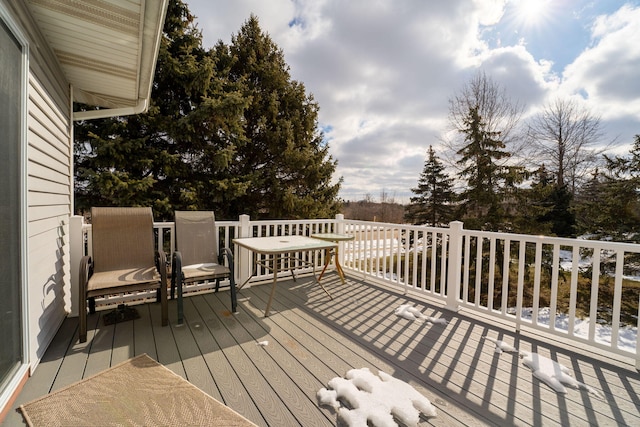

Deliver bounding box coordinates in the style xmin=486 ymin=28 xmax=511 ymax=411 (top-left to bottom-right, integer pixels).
xmin=186 ymin=0 xmax=640 ymax=203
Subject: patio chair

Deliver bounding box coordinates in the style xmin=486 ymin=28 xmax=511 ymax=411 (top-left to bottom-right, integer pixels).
xmin=171 ymin=211 xmax=238 ymax=324
xmin=78 ymin=207 xmax=168 ymax=343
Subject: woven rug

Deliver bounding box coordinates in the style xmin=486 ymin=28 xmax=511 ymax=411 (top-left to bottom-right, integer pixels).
xmin=19 ymin=354 xmax=257 ymax=427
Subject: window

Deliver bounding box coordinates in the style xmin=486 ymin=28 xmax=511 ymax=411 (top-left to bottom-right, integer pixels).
xmin=0 ymin=14 xmax=24 ymax=395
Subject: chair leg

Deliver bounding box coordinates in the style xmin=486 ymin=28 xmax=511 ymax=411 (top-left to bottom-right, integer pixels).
xmin=229 ymin=275 xmax=238 ymax=313
xmin=88 ymin=297 xmax=96 ymax=314
xmin=177 ymin=273 xmax=184 ymax=325
xmin=79 ymin=290 xmax=88 ymax=343
xmin=161 ymin=282 xmax=168 ymax=327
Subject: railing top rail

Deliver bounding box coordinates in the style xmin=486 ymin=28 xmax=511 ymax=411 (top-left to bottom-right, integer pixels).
xmin=342 ymin=219 xmax=450 ymax=232
xmin=462 ymin=229 xmax=640 ymax=252
xmin=248 ymin=218 xmax=338 ymax=226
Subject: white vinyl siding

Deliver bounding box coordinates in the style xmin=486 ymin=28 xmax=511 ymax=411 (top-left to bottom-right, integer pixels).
xmin=2 ymin=0 xmax=73 ymax=370
xmin=26 ymin=72 xmax=72 ymax=366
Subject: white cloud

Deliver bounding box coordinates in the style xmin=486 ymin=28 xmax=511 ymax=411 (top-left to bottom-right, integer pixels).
xmin=186 ymin=0 xmax=640 ymax=203
xmin=562 ymin=4 xmax=640 ymax=119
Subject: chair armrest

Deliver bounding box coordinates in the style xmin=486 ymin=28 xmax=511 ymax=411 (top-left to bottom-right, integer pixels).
xmin=172 ymin=251 xmax=183 ymax=275
xmin=220 ymin=247 xmax=235 ymax=277
xmin=156 ymin=250 xmax=168 ymax=283
xmin=79 ymin=255 xmax=93 ymax=287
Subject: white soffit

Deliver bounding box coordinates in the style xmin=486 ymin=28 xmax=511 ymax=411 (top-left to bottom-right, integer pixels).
xmin=27 ymin=0 xmax=168 ymax=115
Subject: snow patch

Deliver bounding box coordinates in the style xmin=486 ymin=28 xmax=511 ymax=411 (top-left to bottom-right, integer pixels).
xmin=483 ymin=336 xmax=519 ymax=354
xmin=317 ymin=368 xmax=437 ymax=426
xmin=394 ymin=304 xmax=448 ymax=325
xmin=483 ymin=336 xmax=602 ymax=398
xmin=520 ymin=351 xmax=603 ymax=398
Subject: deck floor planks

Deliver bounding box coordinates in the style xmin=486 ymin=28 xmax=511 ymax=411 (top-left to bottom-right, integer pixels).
xmin=183 ymin=295 xmax=266 ymax=425
xmin=190 ymin=293 xmax=299 ymax=427
xmin=132 ymin=303 xmax=158 ymax=360
xmin=263 ymin=279 xmax=505 ymax=426
xmin=246 ymin=278 xmax=481 ymax=426
xmin=311 ymin=284 xmax=572 ymax=426
xmin=317 ymin=280 xmax=622 ymax=426
xmin=83 ymin=312 xmax=117 ymax=378
xmin=203 ymin=292 xmax=334 ymax=427
xmin=111 ymin=310 xmax=135 ymax=365
xmin=165 ymin=300 xmax=222 ymax=403
xmin=208 ymin=291 xmax=338 ymax=425
xmin=268 ymin=278 xmax=616 ymax=422
xmin=50 ymin=312 xmax=102 ymax=392
xmin=148 ymin=301 xmax=186 ymax=378
xmin=4 ymin=273 xmax=640 ymax=427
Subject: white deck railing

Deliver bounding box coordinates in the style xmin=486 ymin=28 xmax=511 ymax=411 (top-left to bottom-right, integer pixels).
xmin=69 ymin=214 xmax=640 ymax=367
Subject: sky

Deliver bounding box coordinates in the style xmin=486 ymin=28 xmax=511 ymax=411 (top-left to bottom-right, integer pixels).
xmin=185 ymin=0 xmax=640 ymax=203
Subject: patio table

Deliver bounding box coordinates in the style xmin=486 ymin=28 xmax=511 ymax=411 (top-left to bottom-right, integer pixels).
xmin=233 ymin=236 xmax=337 ymax=316
xmin=310 ymin=233 xmax=354 ymax=284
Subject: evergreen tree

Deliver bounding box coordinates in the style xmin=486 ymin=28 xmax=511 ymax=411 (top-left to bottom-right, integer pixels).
xmin=74 ymin=0 xmax=224 ymax=219
xmin=405 ymin=146 xmax=455 ymax=226
xmin=511 ymin=165 xmax=554 ymax=235
xmin=216 ymin=15 xmax=341 ymax=219
xmin=455 ymin=106 xmax=524 ymax=230
xmin=575 ymin=135 xmax=640 ymax=241
xmin=74 ymin=3 xmax=341 ymax=220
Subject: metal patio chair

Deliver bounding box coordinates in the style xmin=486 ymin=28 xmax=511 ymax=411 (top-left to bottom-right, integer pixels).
xmin=171 ymin=211 xmax=237 ymax=324
xmin=78 ymin=207 xmax=168 ymax=342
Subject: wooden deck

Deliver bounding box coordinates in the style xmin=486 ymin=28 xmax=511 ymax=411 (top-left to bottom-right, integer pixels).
xmin=3 ymin=273 xmax=640 ymax=426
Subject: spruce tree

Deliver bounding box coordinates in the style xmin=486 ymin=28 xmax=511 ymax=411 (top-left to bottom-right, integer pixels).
xmin=217 ymin=15 xmax=341 ymax=219
xmin=575 ymin=135 xmax=640 ymax=241
xmin=74 ymin=0 xmax=223 ymax=219
xmin=406 ymin=146 xmax=455 ymax=226
xmin=455 ymin=106 xmax=523 ymax=230
xmin=74 ymin=3 xmax=341 ymax=220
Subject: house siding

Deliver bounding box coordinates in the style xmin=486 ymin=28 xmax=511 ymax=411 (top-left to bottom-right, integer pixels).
xmin=26 ymin=70 xmax=72 ymax=368
xmin=4 ymin=0 xmax=73 ymax=371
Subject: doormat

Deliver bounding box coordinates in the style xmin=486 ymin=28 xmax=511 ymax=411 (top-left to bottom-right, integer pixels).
xmin=19 ymin=354 xmax=258 ymax=427
xmin=103 ymin=304 xmax=140 ymax=325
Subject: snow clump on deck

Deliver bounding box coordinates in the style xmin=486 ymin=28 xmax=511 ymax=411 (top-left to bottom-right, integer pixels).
xmin=483 ymin=336 xmax=602 ymax=398
xmin=317 ymin=367 xmax=437 ymax=427
xmin=394 ymin=304 xmax=448 ymax=325
xmin=520 ymin=351 xmax=603 ymax=398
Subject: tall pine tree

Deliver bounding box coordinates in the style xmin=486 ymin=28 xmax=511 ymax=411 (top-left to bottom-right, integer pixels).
xmin=74 ymin=3 xmax=341 ymax=220
xmin=217 ymin=15 xmax=341 ymax=219
xmin=406 ymin=146 xmax=455 ymax=226
xmin=456 ymin=106 xmax=523 ymax=230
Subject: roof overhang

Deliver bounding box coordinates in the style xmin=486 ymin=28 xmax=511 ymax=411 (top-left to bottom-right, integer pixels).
xmin=26 ymin=0 xmax=169 ymax=120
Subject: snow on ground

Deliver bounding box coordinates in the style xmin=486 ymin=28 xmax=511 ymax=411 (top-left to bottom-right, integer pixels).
xmin=512 ymin=307 xmax=637 ymax=353
xmin=317 ymin=368 xmax=437 ymax=427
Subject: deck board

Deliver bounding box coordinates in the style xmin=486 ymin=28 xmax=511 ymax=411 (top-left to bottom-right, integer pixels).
xmin=3 ymin=273 xmax=640 ymax=427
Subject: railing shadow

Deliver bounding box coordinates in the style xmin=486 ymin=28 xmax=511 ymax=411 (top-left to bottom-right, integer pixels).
xmin=290 ymin=273 xmax=640 ymax=426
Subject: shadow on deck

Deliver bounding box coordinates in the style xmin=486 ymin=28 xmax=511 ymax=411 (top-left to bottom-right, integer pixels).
xmin=4 ymin=272 xmax=640 ymax=426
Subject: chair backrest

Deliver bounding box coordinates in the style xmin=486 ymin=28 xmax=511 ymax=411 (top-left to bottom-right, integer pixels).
xmin=91 ymin=207 xmax=156 ymax=273
xmin=174 ymin=211 xmax=218 ymax=266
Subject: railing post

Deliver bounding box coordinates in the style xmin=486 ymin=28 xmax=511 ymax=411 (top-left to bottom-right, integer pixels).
xmin=445 ymin=221 xmax=463 ymax=311
xmin=69 ymin=215 xmax=85 ymax=317
xmin=237 ymin=214 xmax=252 ymax=287
xmin=336 ymin=214 xmax=346 ymax=267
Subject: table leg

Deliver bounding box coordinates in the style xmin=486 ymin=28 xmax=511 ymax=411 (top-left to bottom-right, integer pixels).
xmin=264 ymin=255 xmax=279 ymax=316
xmin=335 ymin=248 xmax=346 ymax=285
xmin=237 ymin=251 xmax=258 ymax=291
xmin=317 ymin=248 xmax=332 ymax=282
